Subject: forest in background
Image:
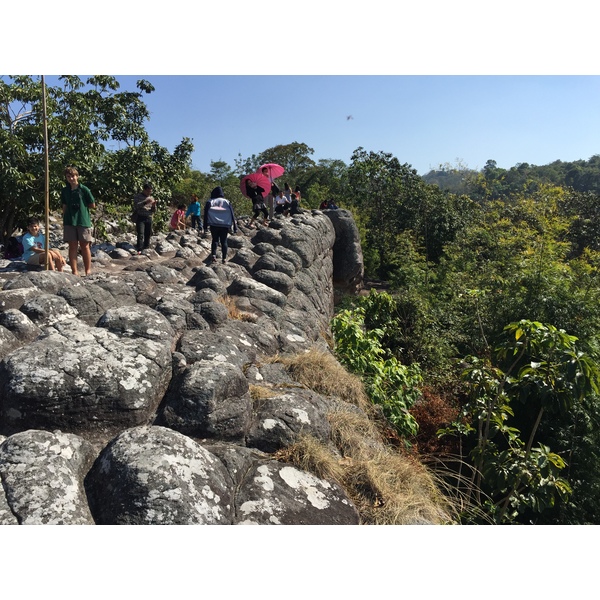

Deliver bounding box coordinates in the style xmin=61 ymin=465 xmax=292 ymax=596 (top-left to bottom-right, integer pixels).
xmin=3 ymin=75 xmax=600 ymax=524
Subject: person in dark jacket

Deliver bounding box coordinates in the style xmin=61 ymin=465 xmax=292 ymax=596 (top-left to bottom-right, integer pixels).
xmin=203 ymin=186 xmax=237 ymax=263
xmin=246 ymin=179 xmax=268 ymax=228
xmin=132 ymin=182 xmax=157 ymax=253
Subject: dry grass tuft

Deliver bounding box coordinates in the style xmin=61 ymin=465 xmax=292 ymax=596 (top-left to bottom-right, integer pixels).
xmin=269 ymin=347 xmax=459 ymax=525
xmin=249 ymin=384 xmax=277 ymax=401
xmin=274 ymin=434 xmax=345 ymax=485
xmin=276 ymin=347 xmax=371 ymax=412
xmin=216 ymin=295 xmax=257 ymax=322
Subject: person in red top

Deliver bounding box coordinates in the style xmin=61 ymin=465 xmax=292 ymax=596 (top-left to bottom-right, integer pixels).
xmin=170 ymin=204 xmax=186 ymax=231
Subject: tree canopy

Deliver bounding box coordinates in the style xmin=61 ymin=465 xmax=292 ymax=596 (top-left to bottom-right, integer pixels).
xmin=0 ymin=75 xmax=193 ymax=240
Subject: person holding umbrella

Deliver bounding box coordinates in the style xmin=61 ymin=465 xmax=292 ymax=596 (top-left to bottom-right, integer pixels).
xmin=203 ymin=186 xmax=237 ymax=264
xmin=259 ymin=163 xmax=285 ymax=219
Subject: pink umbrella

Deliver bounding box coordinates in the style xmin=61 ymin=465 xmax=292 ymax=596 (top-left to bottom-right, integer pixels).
xmin=240 ymin=172 xmax=271 ymax=198
xmin=257 ymin=163 xmax=285 ymax=181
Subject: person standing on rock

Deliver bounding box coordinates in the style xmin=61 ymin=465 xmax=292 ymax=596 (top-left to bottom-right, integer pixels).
xmin=246 ymin=178 xmax=268 ymax=228
xmin=133 ymin=183 xmax=157 ymax=254
xmin=185 ymin=194 xmax=202 ymax=231
xmin=61 ymin=165 xmax=95 ymax=276
xmin=203 ymin=186 xmax=237 ymax=264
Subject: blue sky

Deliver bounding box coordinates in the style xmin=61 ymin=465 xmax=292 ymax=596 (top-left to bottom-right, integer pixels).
xmin=98 ymin=74 xmax=600 ymax=176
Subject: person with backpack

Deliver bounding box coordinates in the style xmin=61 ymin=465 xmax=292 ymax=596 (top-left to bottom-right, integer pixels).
xmin=203 ymin=186 xmax=237 ymax=264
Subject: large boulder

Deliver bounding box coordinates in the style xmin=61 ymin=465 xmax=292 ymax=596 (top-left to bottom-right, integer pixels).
xmin=0 ymin=429 xmax=95 ymax=524
xmin=246 ymin=387 xmax=333 ymax=453
xmin=323 ymin=209 xmax=364 ymax=296
xmin=234 ymin=458 xmax=359 ymax=525
xmin=159 ymin=359 xmax=252 ymax=442
xmin=0 ymin=319 xmax=172 ymax=434
xmin=85 ymin=426 xmax=233 ymax=525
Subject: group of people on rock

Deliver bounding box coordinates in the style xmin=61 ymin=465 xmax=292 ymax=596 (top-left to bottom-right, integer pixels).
xmin=319 ymin=198 xmax=339 ymax=210
xmin=134 ymin=183 xmax=237 ymax=263
xmin=6 ymin=164 xmax=333 ymax=275
xmin=247 ymin=172 xmax=303 ymax=228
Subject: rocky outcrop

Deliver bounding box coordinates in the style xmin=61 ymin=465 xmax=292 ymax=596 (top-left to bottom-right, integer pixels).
xmin=0 ymin=209 xmax=364 ymax=525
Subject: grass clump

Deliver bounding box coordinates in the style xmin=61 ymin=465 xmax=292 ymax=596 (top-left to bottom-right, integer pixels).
xmin=272 ymin=347 xmax=458 ymax=525
xmin=216 ymin=294 xmax=257 ymax=322
xmin=276 ymin=347 xmax=371 ymax=413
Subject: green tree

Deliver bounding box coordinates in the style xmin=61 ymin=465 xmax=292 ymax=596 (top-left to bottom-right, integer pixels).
xmin=0 ymin=75 xmax=193 ymax=240
xmin=439 ymin=320 xmax=600 ymax=523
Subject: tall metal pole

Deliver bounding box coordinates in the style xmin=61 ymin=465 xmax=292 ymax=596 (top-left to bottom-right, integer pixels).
xmin=41 ymin=76 xmax=50 ymax=270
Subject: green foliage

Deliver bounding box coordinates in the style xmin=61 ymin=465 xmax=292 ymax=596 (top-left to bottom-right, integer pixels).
xmin=439 ymin=319 xmax=600 ymax=523
xmin=0 ymin=75 xmax=193 ymax=240
xmin=331 ymin=293 xmax=422 ymax=439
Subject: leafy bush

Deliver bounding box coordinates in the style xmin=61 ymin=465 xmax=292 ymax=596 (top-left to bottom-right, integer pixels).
xmin=438 ymin=319 xmax=600 ymax=523
xmin=331 ymin=299 xmax=422 ymax=439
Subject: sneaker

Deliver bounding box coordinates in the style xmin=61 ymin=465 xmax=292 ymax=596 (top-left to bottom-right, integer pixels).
xmin=210 ymin=255 xmax=217 ymax=263
xmin=222 ymin=258 xmax=226 ymax=264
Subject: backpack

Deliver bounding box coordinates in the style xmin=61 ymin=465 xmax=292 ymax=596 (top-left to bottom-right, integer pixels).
xmin=4 ymin=236 xmax=24 ymax=259
xmin=206 ymin=198 xmax=233 ymax=228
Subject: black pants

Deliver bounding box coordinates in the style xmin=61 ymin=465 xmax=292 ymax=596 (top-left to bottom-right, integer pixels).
xmin=190 ymin=215 xmax=201 ymax=230
xmin=253 ymin=206 xmax=269 ymax=220
xmin=136 ymin=216 xmax=153 ymax=250
xmin=210 ymin=226 xmax=229 ymax=259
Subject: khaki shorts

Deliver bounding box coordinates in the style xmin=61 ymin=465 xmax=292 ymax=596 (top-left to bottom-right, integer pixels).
xmin=26 ymin=252 xmax=42 ymax=265
xmin=63 ymin=225 xmax=93 ymax=243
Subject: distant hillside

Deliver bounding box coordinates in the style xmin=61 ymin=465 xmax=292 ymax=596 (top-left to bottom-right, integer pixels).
xmin=422 ymin=155 xmax=600 ymax=196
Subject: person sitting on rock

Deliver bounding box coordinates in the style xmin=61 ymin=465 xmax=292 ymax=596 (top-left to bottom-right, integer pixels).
xmin=289 ymin=193 xmax=302 ymax=216
xmin=21 ymin=217 xmax=66 ymax=271
xmin=274 ymin=189 xmax=290 ymax=216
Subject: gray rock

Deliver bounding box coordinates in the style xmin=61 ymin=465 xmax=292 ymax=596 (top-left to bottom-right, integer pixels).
xmin=57 ymin=282 xmax=120 ymax=326
xmin=227 ymin=276 xmax=287 ymax=308
xmin=247 ymin=387 xmax=333 ymax=453
xmin=234 ymin=459 xmax=359 ymax=525
xmin=0 ymin=287 xmax=39 ymax=312
xmin=97 ymin=304 xmax=178 ymax=349
xmin=0 ymin=325 xmax=19 ymax=360
xmin=0 ymin=319 xmax=172 ymax=433
xmin=324 ymin=209 xmax=364 ymax=296
xmin=0 ymin=429 xmax=95 ymax=524
xmin=85 ymin=425 xmax=233 ymax=524
xmin=253 ymin=269 xmax=295 ymax=295
xmin=0 ymin=308 xmax=42 ymax=343
xmin=159 ymin=359 xmax=251 ymax=442
xmin=195 ymin=300 xmax=229 ymax=327
xmin=20 ymin=293 xmax=80 ymax=327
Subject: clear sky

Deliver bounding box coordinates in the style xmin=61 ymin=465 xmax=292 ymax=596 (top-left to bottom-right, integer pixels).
xmin=82 ymin=74 xmax=600 ymax=176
